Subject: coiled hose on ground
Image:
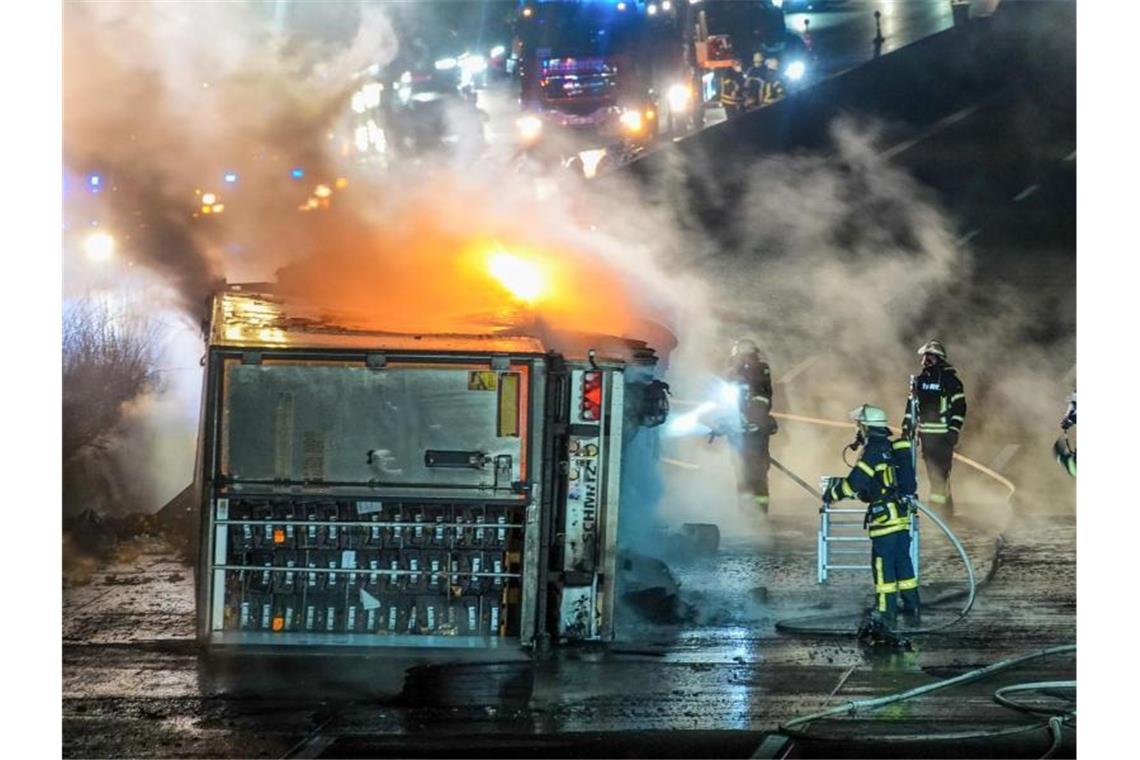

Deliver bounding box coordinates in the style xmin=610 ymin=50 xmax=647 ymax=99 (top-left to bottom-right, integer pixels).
xmin=773 ymin=492 xmax=980 ymax=636
xmin=776 ymin=646 xmax=1076 ymax=756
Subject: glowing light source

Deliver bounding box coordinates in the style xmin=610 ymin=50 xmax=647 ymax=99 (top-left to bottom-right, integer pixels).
xmin=517 ymin=114 xmax=543 ymax=142
xmin=719 ymin=381 xmax=743 ymax=407
xmin=223 ymin=172 xmax=238 ymax=183
xmin=648 ymin=4 xmax=658 ymax=15
xmin=335 ymin=177 xmax=349 ymax=189
xmin=786 ymin=60 xmax=806 ymax=81
xmin=201 ymin=192 xmax=217 ymax=205
xmin=490 ymin=45 xmax=506 ymax=58
xmin=291 ymin=167 xmax=305 ymax=179
xmin=667 ymin=83 xmax=692 ymax=112
xmin=211 ymin=203 xmax=225 ymax=213
xmin=662 ymin=0 xmax=673 ymax=10
xmin=616 ymin=2 xmax=627 ymax=11
xmin=665 ymin=402 xmax=715 ymax=436
xmin=522 ymin=6 xmax=533 ymax=18
xmin=487 ymin=251 xmax=546 ymax=303
xmin=87 ymin=174 xmax=101 ymax=190
xmin=619 ymin=109 xmax=643 ymax=133
xmin=84 ymin=231 xmax=115 ymax=262
xmin=314 ymin=184 xmax=332 ymax=198
xmin=434 ymin=57 xmax=457 ymax=71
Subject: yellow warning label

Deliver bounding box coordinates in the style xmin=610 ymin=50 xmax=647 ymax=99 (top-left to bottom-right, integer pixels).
xmin=468 ymin=371 xmax=498 ymax=391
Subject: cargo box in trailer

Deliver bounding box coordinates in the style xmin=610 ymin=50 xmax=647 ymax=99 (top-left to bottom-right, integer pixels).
xmin=194 ymin=285 xmax=670 ymax=659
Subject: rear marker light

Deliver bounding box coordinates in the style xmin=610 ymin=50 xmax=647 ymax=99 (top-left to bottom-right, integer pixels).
xmin=581 ymin=371 xmax=603 ymax=420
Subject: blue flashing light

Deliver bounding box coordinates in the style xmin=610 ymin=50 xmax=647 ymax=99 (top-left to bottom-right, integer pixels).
xmin=88 ymin=174 xmax=102 ymax=191
xmin=223 ymin=172 xmax=238 ymax=183
xmin=291 ymin=167 xmax=305 ymax=179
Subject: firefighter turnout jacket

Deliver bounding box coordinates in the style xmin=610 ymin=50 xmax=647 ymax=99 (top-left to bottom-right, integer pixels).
xmin=902 ymin=363 xmax=967 ymax=438
xmin=826 ymin=431 xmax=917 ymax=538
xmin=727 ymin=355 xmax=774 ymax=431
xmin=720 ymin=71 xmax=744 ymax=110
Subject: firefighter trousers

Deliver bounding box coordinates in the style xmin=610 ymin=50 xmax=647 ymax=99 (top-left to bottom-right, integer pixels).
xmin=919 ymin=433 xmax=955 ymax=511
xmin=870 ymin=529 xmax=920 ymax=622
xmin=736 ymin=430 xmax=771 ymax=512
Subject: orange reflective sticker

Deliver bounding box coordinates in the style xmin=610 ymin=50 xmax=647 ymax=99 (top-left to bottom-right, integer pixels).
xmin=272 ymin=616 xmax=284 ymax=632
xmin=273 ymin=529 xmax=285 ymax=544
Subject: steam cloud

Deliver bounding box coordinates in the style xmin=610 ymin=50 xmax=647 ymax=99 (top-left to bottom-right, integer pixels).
xmin=62 ymin=0 xmax=1073 ymax=550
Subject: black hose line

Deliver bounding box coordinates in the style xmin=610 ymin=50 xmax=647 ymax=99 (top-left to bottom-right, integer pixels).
xmin=777 ymin=645 xmax=1077 ymax=747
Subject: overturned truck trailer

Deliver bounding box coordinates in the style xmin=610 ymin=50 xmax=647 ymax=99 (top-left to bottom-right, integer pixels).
xmin=195 ymin=286 xmax=669 ymax=659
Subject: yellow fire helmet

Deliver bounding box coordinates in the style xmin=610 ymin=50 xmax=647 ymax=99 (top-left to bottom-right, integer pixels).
xmin=850 ymin=404 xmax=890 ymax=428
xmin=916 ymin=339 xmax=948 ymax=359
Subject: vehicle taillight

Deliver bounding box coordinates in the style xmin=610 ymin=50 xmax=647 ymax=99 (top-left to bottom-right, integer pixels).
xmin=581 ymin=371 xmax=603 ymax=420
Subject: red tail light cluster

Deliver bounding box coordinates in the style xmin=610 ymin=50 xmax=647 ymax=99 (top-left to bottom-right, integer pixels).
xmin=580 ymin=371 xmax=603 ymax=421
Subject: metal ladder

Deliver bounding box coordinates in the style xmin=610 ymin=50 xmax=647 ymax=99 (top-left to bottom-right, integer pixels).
xmin=817 ymin=505 xmax=920 ymax=583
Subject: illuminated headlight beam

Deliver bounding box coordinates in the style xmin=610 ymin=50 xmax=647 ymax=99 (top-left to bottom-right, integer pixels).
xmin=517 ymin=114 xmax=543 ymax=142
xmin=84 ymin=231 xmax=115 ymax=262
xmin=667 ymin=83 xmax=692 ymax=112
xmin=786 ymin=60 xmax=806 ymax=81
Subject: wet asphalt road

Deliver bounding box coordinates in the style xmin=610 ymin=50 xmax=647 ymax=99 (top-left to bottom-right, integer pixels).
xmin=62 ymin=503 xmax=1074 ymax=757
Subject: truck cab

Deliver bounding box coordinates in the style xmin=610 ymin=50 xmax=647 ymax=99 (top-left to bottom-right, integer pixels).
xmin=513 ymin=1 xmax=661 ymax=159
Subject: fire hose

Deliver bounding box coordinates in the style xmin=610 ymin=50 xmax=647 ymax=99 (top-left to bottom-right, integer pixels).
xmin=771 ymin=454 xmax=978 ymax=636
xmin=776 ymin=645 xmax=1076 ymax=752
xmin=771 ymin=411 xmax=1017 ymax=503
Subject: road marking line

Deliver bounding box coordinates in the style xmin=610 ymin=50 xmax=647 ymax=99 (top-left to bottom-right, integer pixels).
xmin=778 ymin=355 xmax=821 ymax=384
xmin=1064 ymin=149 xmax=1076 ymax=162
xmin=662 ymin=457 xmax=702 ymax=470
xmin=989 ymin=444 xmax=1022 ymax=473
xmin=880 ymin=97 xmax=995 ymax=161
xmin=955 ymin=228 xmax=982 ymax=246
xmin=1012 ymin=184 xmax=1039 ymax=202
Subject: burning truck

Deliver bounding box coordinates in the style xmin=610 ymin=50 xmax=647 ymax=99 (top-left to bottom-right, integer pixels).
xmin=193 ymin=283 xmax=674 ymax=664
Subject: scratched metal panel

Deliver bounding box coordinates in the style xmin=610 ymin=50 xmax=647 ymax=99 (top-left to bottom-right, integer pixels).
xmin=222 ymin=364 xmax=522 ymax=490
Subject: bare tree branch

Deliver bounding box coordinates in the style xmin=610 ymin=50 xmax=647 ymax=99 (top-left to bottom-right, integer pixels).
xmin=62 ymin=297 xmax=160 ymax=465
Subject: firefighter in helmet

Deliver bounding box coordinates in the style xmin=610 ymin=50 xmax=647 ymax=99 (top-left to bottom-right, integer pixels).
xmin=823 ymin=404 xmax=921 ymax=629
xmin=720 ymin=59 xmax=746 ymax=119
xmin=901 ymin=339 xmax=966 ymax=513
xmin=726 ymin=339 xmax=777 ymax=514
xmin=744 ymin=52 xmax=767 ymax=110
xmin=1054 ymin=391 xmax=1076 ymax=477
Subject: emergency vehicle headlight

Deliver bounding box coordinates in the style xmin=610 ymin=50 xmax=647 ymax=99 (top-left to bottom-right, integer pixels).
xmin=786 ymin=60 xmax=806 ymax=81
xmin=667 ymin=83 xmax=692 ymax=112
xmin=619 ymin=109 xmax=643 ymax=133
xmin=517 ymin=114 xmax=543 ymax=142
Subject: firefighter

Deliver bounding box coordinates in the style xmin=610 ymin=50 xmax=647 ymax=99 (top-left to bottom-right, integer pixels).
xmin=901 ymin=339 xmax=966 ymax=513
xmin=719 ymin=60 xmax=745 ymax=119
xmin=823 ymin=404 xmax=921 ymax=629
xmin=744 ymin=52 xmax=767 ymax=110
xmin=761 ymin=55 xmax=786 ymax=105
xmin=1053 ymin=391 xmax=1076 ymax=477
xmin=726 ymin=339 xmax=777 ymax=514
